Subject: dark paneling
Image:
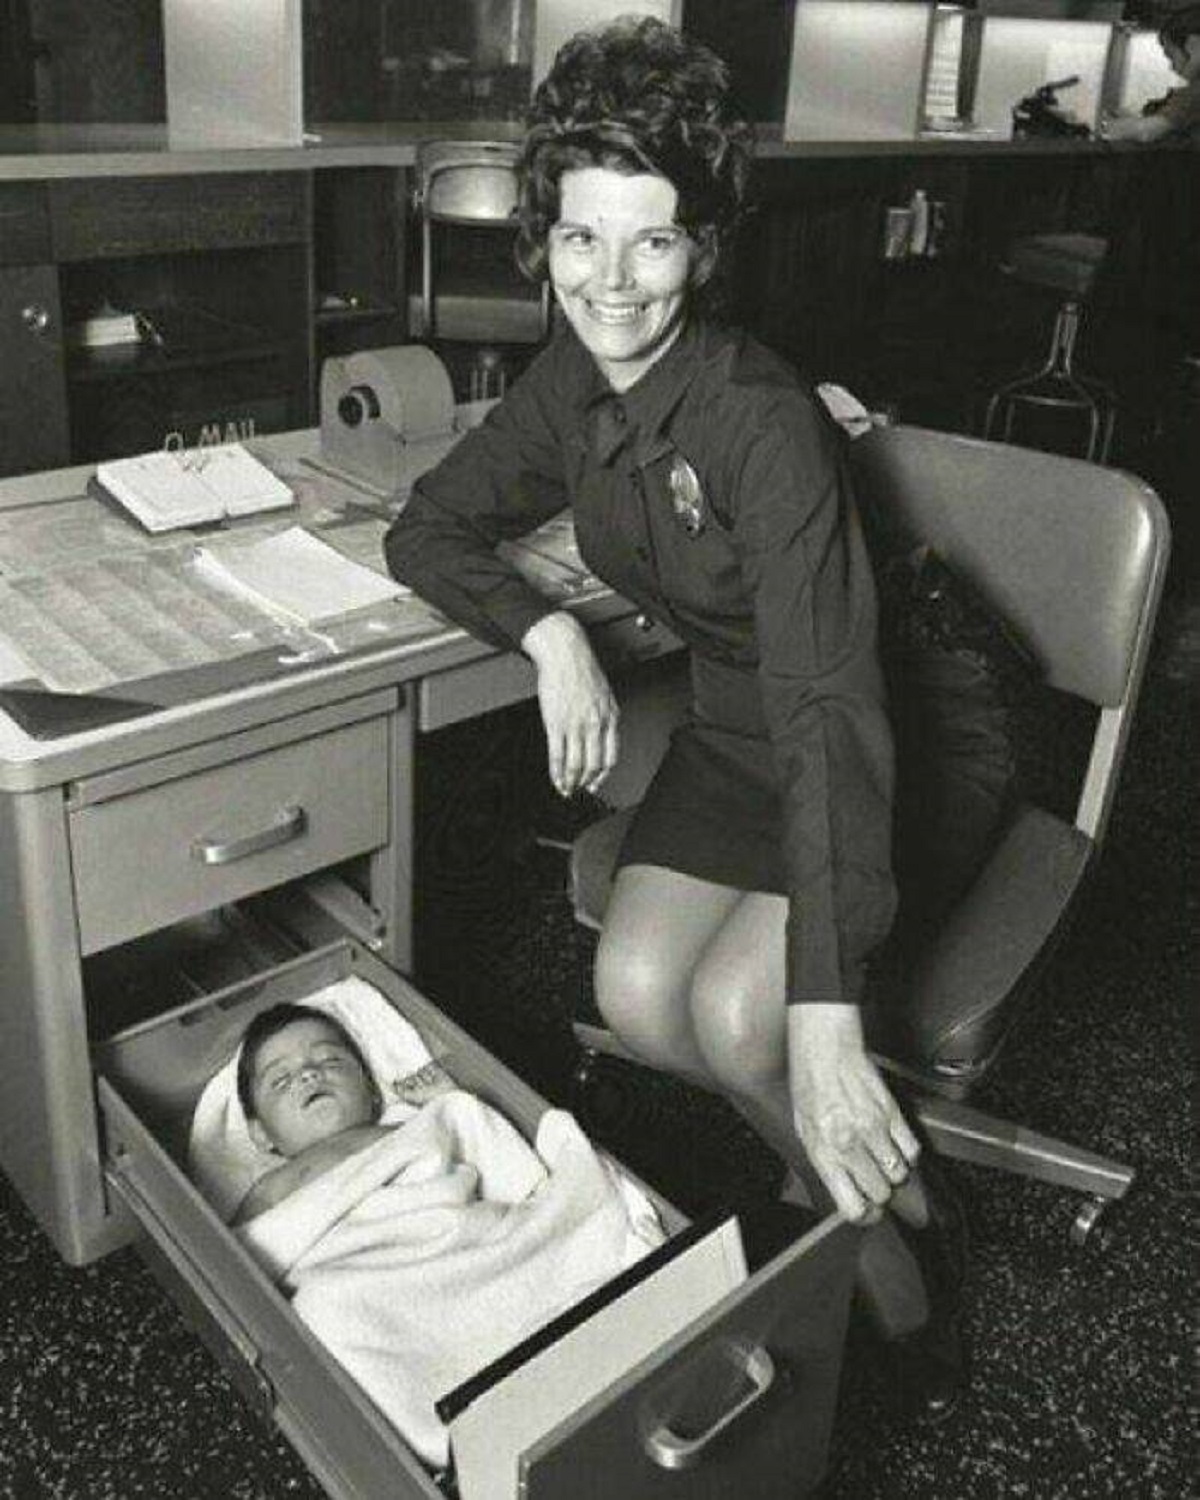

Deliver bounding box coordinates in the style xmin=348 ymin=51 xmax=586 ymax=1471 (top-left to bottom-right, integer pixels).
xmin=682 ymin=0 xmax=795 ymax=123
xmin=303 ymin=0 xmax=531 ymax=123
xmin=733 ymin=148 xmax=1200 ymax=446
xmin=0 ymin=182 xmax=51 ymax=264
xmin=49 ymin=173 xmax=311 ymax=261
xmin=22 ymin=0 xmax=164 ymax=123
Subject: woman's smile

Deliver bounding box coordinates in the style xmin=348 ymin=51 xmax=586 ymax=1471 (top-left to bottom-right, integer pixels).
xmin=548 ymin=168 xmax=707 ymax=391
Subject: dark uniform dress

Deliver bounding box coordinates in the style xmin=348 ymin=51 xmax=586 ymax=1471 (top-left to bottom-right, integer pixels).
xmin=385 ymin=318 xmax=896 ymax=1009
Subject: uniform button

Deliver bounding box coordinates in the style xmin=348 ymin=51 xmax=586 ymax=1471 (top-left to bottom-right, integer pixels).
xmin=612 ymin=404 xmax=626 ymax=425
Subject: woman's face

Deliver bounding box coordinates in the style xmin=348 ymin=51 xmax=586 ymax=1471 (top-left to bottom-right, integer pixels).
xmin=548 ymin=167 xmax=707 ymax=392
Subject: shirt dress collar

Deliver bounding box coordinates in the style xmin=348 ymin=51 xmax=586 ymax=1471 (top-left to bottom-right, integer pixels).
xmin=572 ymin=318 xmax=707 ymax=469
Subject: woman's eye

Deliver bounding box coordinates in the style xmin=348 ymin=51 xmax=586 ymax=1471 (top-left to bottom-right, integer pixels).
xmin=271 ymin=1073 xmax=291 ymax=1092
xmin=557 ymin=229 xmax=594 ymax=250
xmin=640 ymin=233 xmax=680 ymax=255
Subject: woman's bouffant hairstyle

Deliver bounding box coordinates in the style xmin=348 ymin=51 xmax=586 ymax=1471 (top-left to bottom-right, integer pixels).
xmin=516 ymin=18 xmax=753 ymax=302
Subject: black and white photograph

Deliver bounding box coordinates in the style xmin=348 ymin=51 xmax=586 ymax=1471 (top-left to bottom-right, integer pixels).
xmin=0 ymin=3 xmax=1195 ymax=1497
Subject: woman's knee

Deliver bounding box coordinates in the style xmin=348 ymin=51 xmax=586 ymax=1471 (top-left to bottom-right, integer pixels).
xmin=593 ymin=929 xmax=684 ymax=1051
xmin=689 ymin=963 xmax=784 ymax=1093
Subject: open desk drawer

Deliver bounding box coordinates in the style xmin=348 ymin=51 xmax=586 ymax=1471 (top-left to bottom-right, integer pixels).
xmin=96 ymin=942 xmax=856 ymax=1500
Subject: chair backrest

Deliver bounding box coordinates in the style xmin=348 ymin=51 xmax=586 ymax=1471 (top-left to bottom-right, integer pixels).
xmin=849 ymin=425 xmax=1170 ymax=844
xmin=416 ymin=139 xmax=523 ymax=225
xmin=413 ymin=139 xmax=549 ymax=344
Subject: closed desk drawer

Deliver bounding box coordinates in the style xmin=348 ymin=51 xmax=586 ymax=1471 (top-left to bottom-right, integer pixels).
xmin=71 ymin=717 xmax=389 ymax=955
xmin=96 ymin=942 xmax=855 ymax=1500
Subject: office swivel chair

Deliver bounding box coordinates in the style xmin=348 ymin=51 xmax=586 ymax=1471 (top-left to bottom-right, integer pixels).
xmin=569 ymin=425 xmax=1170 ymax=1247
xmin=409 ymin=139 xmax=549 ymax=395
xmin=983 ymin=234 xmax=1117 ymax=464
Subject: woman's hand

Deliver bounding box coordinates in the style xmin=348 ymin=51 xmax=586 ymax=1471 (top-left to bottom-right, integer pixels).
xmin=521 ymin=611 xmax=620 ymax=796
xmin=787 ymin=1003 xmax=921 ymax=1225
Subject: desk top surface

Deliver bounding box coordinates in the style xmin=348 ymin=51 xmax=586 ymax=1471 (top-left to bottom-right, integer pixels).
xmin=0 ymin=430 xmax=611 ymax=792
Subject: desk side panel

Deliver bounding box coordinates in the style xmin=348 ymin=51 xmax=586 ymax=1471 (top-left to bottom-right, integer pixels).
xmin=0 ymin=786 xmax=129 ymax=1263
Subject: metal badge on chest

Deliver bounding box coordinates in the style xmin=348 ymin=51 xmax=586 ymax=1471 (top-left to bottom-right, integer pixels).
xmin=666 ymin=451 xmax=707 ymax=537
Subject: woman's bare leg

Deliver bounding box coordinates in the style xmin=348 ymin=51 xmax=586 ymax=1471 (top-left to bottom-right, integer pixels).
xmin=594 ymin=863 xmax=743 ymax=1083
xmin=688 ymin=891 xmax=932 ymax=1338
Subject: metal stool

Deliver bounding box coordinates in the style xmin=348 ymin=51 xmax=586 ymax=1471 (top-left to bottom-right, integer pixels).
xmin=984 ymin=233 xmax=1116 ymax=464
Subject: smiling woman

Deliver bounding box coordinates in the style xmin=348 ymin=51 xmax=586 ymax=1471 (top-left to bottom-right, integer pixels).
xmin=384 ymin=15 xmax=969 ymax=1425
xmin=546 ymin=170 xmax=698 ymax=390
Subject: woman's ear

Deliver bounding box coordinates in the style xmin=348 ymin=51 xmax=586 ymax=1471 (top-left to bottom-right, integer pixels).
xmin=690 ymin=232 xmax=718 ymax=291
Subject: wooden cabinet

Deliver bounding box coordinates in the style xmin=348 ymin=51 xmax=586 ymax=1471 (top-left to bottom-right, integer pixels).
xmin=0 ymin=261 xmax=70 ymax=474
xmin=0 ymin=166 xmax=413 ymax=478
xmin=0 ymin=183 xmax=70 ymax=474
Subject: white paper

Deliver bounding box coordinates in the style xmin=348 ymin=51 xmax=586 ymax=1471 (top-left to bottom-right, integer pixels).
xmin=0 ymin=631 xmax=37 ymax=687
xmin=194 ymin=526 xmax=405 ymax=626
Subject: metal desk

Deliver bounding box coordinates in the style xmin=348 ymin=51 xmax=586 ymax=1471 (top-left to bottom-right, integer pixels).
xmin=0 ymin=432 xmax=680 ymax=1264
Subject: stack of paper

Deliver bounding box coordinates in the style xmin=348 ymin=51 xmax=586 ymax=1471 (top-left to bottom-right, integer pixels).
xmin=70 ymin=301 xmax=142 ymax=348
xmin=192 ymin=526 xmax=404 ymax=627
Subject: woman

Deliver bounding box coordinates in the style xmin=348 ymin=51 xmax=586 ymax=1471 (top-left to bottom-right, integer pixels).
xmin=386 ymin=17 xmax=963 ymax=1417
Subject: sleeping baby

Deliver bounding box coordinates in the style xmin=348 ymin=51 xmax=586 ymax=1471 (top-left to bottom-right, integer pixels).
xmin=232 ymin=1002 xmax=449 ymax=1224
xmin=207 ymin=998 xmax=662 ymax=1471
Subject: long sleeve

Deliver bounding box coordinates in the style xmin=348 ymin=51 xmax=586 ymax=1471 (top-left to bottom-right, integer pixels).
xmin=384 ymin=343 xmax=574 ymax=652
xmin=731 ymin=391 xmax=896 ymax=1006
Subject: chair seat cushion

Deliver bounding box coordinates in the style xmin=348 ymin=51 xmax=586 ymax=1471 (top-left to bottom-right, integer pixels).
xmin=1007 ymin=233 xmax=1108 ymax=298
xmin=408 ymin=285 xmax=546 ymax=344
xmin=866 ymin=804 xmax=1093 ymax=1077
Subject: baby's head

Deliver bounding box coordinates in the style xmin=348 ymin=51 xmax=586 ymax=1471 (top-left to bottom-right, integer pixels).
xmin=237 ymin=1004 xmax=382 ymax=1158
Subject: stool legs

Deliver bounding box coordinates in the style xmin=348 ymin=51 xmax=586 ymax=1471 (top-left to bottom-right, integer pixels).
xmin=985 ymin=298 xmax=1116 ymax=464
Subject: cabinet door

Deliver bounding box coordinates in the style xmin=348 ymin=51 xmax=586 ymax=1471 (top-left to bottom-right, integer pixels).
xmin=0 ymin=264 xmax=70 ymax=476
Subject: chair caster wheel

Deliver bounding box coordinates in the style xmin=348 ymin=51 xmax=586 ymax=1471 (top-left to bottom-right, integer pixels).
xmin=1069 ymin=1194 xmax=1110 ymax=1248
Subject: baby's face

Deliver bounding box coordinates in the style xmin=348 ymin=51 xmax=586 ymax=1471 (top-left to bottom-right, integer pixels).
xmin=247 ymin=1018 xmax=377 ymax=1157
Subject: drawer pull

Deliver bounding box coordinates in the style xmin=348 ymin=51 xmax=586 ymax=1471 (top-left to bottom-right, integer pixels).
xmin=644 ymin=1341 xmax=775 ymax=1471
xmin=192 ymin=805 xmax=307 ymax=865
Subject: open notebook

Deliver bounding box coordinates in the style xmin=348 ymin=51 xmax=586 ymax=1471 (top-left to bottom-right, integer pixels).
xmin=95 ymin=443 xmax=294 ymax=532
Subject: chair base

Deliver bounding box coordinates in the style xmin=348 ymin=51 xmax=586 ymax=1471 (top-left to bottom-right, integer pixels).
xmin=983 ymin=296 xmax=1117 ymax=464
xmin=571 ymin=1023 xmax=1135 ymax=1245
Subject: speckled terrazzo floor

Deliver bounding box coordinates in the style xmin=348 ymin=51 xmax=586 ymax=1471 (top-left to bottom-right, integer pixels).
xmin=1 ymin=592 xmax=1195 ymax=1499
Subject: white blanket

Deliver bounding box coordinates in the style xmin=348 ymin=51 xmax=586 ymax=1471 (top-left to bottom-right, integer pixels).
xmin=236 ymin=1090 xmax=663 ymax=1468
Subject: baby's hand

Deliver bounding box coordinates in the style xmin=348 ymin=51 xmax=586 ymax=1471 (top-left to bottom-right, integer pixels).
xmin=395 ymin=1061 xmax=456 ymax=1107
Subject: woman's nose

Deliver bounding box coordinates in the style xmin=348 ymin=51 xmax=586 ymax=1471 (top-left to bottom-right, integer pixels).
xmin=598 ymin=242 xmax=633 ymax=290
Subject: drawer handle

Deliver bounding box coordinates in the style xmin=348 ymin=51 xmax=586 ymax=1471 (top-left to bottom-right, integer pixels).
xmin=643 ymin=1341 xmax=775 ymax=1471
xmin=191 ymin=804 xmax=307 ymax=865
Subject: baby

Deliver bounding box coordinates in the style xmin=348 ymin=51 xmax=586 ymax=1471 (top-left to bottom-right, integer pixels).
xmin=233 ymin=1002 xmax=452 ymax=1224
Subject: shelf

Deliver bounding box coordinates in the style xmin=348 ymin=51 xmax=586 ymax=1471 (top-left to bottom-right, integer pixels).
xmin=66 ymin=303 xmax=296 ymax=384
xmin=314 ymin=302 xmax=399 ymax=327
